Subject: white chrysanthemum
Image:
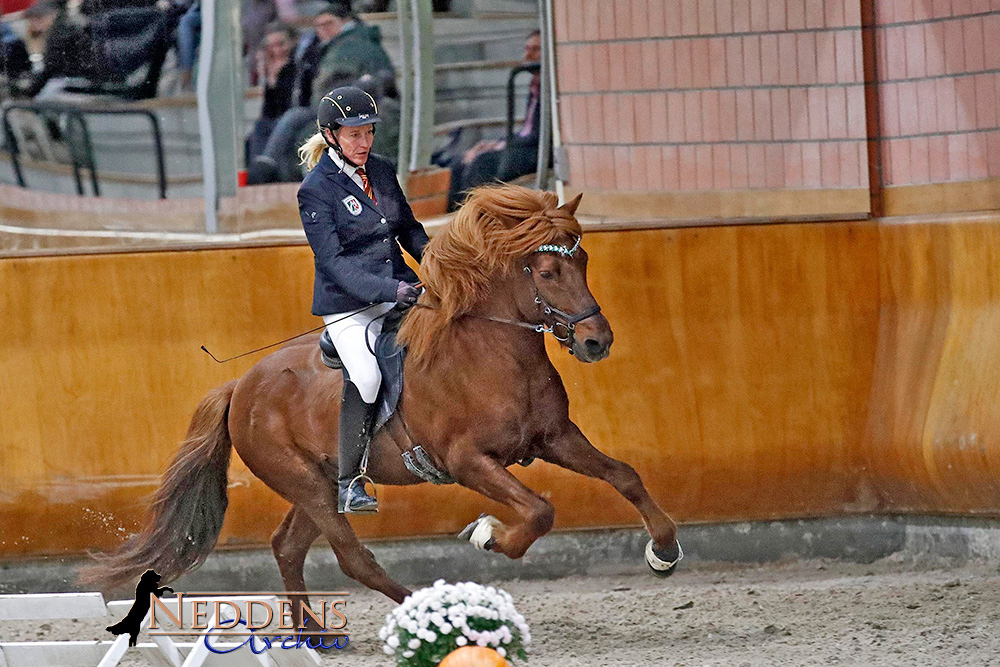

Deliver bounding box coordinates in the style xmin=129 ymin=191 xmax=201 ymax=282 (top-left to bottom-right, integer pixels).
xmin=380 ymin=580 xmax=530 ymax=663
xmin=382 ymin=645 xmax=394 ymax=655
xmin=497 ymin=647 xmax=507 ymax=658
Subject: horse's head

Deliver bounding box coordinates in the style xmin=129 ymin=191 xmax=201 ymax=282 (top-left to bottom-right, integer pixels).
xmin=520 ymin=194 xmax=613 ymax=363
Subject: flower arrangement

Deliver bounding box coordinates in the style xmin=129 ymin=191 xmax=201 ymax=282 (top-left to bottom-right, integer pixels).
xmin=379 ymin=580 xmax=530 ymax=666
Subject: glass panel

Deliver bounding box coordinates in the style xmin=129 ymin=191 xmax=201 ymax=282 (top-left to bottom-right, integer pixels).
xmin=0 ymin=0 xmax=548 ymax=256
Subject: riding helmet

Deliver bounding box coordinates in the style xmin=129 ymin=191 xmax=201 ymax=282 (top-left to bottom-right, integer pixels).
xmin=317 ymin=86 xmax=381 ymax=129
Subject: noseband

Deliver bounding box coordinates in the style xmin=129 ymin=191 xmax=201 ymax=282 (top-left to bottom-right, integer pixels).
xmin=523 ymin=236 xmax=602 ymax=344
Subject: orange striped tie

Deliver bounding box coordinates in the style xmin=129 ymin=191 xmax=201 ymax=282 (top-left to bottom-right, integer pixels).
xmin=356 ymin=167 xmax=377 ymax=205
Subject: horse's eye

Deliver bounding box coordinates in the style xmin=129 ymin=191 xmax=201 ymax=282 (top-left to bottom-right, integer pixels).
xmin=539 ymin=271 xmax=553 ymax=280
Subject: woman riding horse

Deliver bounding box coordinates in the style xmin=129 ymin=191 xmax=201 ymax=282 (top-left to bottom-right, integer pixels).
xmin=83 ymin=184 xmax=682 ymax=614
xmin=296 ymin=85 xmax=428 ymax=514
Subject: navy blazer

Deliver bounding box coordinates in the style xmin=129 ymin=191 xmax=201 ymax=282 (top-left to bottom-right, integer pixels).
xmin=298 ymin=151 xmax=430 ymax=315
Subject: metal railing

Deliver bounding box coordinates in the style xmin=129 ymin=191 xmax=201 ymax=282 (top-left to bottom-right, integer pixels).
xmin=505 ymin=61 xmax=541 ymax=145
xmin=1 ymin=101 xmax=167 ymax=199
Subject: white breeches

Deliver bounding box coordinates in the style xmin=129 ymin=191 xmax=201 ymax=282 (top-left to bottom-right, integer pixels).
xmin=322 ymin=302 xmax=396 ymax=403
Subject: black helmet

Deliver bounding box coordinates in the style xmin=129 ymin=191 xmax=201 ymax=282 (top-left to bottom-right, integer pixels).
xmin=317 ymin=86 xmax=381 ymax=129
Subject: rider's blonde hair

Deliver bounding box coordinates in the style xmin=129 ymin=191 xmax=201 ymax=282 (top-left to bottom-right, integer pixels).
xmin=298 ymin=130 xmax=330 ymax=170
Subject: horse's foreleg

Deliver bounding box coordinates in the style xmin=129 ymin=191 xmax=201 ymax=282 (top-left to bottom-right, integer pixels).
xmin=452 ymin=454 xmax=554 ymax=559
xmin=295 ymin=488 xmax=412 ymax=604
xmin=271 ymin=506 xmax=321 ymax=628
xmin=540 ymin=422 xmax=679 ymax=559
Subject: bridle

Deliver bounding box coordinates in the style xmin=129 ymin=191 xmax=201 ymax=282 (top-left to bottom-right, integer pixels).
xmin=414 ymin=235 xmax=602 ymax=346
xmin=413 ymin=237 xmax=601 ymax=354
xmin=519 ymin=236 xmax=602 ymax=344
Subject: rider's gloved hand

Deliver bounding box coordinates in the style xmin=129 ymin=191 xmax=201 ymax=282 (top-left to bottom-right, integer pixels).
xmin=395 ymin=281 xmax=420 ymax=307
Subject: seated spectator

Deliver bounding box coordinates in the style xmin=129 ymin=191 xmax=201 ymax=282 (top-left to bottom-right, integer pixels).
xmin=20 ymin=1 xmax=96 ymax=99
xmin=243 ymin=0 xmax=298 ymax=84
xmin=247 ymin=0 xmax=395 ymax=184
xmin=1 ymin=20 xmax=31 ymax=85
xmin=309 ymin=2 xmax=393 ymax=105
xmin=446 ymin=30 xmax=542 ymax=210
xmin=86 ymin=2 xmax=180 ymax=99
xmin=16 ymin=0 xmax=180 ymax=101
xmin=246 ymin=22 xmax=296 ymax=162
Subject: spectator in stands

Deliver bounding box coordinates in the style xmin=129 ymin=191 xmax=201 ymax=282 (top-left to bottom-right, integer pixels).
xmin=309 ymin=3 xmax=393 ymax=106
xmin=20 ymin=1 xmax=96 ymax=99
xmin=246 ymin=22 xmax=296 ymax=162
xmin=446 ymin=29 xmax=542 ymax=210
xmin=243 ymin=0 xmax=298 ymax=85
xmin=84 ymin=0 xmax=182 ymax=99
xmin=247 ymin=0 xmax=395 ymax=184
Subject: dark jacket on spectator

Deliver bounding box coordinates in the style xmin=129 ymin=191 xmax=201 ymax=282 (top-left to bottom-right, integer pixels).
xmin=26 ymin=11 xmax=96 ymax=97
xmin=311 ymin=22 xmax=393 ymax=107
xmin=291 ymin=31 xmax=333 ymax=108
xmin=261 ymin=60 xmax=296 ymax=120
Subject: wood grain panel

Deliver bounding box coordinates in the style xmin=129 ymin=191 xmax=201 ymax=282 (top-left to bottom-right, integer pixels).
xmin=4 ymin=214 xmax=1000 ymax=557
xmin=0 ymin=220 xmax=884 ymax=556
xmin=865 ymin=218 xmax=1000 ymax=513
xmin=566 ymin=186 xmax=871 ymax=222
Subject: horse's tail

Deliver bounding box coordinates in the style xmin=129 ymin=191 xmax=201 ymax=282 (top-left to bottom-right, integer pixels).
xmin=79 ymin=380 xmax=237 ymax=590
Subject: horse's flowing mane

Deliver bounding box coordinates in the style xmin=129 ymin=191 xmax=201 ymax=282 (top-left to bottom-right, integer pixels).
xmin=398 ymin=184 xmax=582 ymax=365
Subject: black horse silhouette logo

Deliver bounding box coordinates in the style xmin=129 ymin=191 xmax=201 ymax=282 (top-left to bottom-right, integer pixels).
xmin=105 ymin=569 xmax=174 ymax=646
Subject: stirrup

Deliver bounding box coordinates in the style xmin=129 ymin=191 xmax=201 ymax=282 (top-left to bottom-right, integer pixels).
xmin=338 ymin=474 xmax=378 ymax=514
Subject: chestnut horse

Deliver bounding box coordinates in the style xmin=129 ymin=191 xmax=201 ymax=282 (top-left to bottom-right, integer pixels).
xmin=83 ymin=185 xmax=681 ymax=615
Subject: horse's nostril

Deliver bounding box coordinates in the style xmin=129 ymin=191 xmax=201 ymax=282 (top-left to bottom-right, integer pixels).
xmin=584 ymin=338 xmax=603 ymax=356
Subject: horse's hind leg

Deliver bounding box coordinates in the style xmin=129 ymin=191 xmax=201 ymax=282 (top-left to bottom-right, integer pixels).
xmin=271 ymin=506 xmax=321 ymax=628
xmin=293 ymin=478 xmax=412 ymax=603
xmin=539 ymin=421 xmax=680 ymax=566
xmin=452 ymin=453 xmax=554 ymax=560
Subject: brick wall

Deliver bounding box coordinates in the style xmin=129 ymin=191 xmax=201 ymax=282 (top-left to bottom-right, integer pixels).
xmin=553 ymin=0 xmax=868 ymax=201
xmin=875 ymin=2 xmax=1000 ymax=187
xmin=551 ymin=0 xmax=1000 ymax=219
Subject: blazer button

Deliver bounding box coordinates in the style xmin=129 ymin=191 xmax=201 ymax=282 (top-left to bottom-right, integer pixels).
xmin=385 ymin=259 xmax=391 ymax=263
xmin=380 ymin=218 xmax=386 ymax=224
xmin=383 ymin=237 xmax=389 ymax=243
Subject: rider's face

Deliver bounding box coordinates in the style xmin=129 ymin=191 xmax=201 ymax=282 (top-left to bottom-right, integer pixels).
xmin=331 ymin=124 xmax=375 ymax=166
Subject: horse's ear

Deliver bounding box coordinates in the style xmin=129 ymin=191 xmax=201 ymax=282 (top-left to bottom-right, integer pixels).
xmin=559 ymin=192 xmax=583 ymax=216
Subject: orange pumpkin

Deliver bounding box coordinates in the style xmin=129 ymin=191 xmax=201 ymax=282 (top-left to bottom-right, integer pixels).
xmin=437 ymin=646 xmax=511 ymax=667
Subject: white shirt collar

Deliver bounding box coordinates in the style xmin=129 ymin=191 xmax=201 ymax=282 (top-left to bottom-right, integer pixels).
xmin=328 ymin=148 xmax=370 ymax=174
xmin=328 ymin=148 xmax=358 ymax=176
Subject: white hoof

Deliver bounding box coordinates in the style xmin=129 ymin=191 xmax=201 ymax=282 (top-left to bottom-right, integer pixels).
xmin=458 ymin=514 xmax=502 ymax=551
xmin=645 ymin=539 xmax=683 ymax=572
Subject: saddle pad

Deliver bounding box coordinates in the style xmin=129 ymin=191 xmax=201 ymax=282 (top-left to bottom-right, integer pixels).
xmin=372 ymin=327 xmax=405 ymax=435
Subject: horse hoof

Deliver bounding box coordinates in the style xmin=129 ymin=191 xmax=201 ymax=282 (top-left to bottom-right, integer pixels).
xmin=645 ymin=539 xmax=683 ymax=578
xmin=457 ymin=513 xmax=501 ymax=551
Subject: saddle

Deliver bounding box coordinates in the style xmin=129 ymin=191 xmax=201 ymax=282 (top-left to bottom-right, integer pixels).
xmin=318 ymin=309 xmax=453 ymax=485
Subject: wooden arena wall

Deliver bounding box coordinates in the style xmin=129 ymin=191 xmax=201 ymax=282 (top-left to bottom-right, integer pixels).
xmin=3 ymin=212 xmax=1000 ymax=557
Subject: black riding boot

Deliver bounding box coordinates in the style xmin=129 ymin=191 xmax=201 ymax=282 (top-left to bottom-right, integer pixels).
xmin=337 ymin=381 xmax=379 ymax=514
